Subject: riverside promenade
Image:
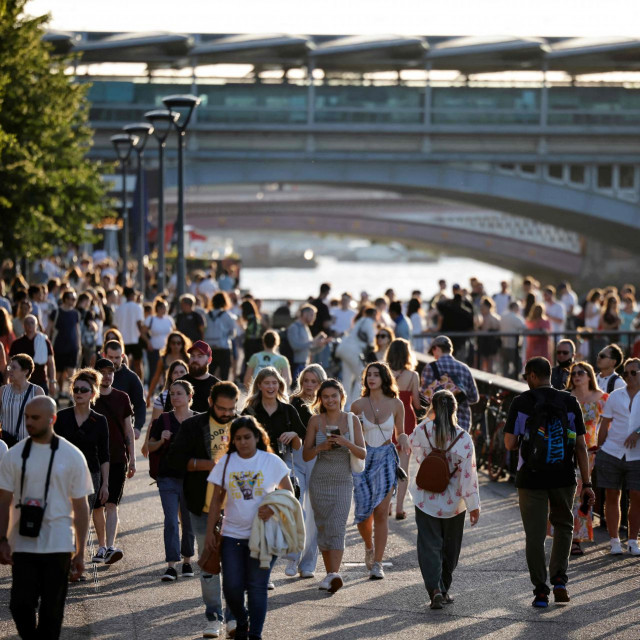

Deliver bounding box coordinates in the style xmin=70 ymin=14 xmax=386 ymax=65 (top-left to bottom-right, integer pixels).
xmin=0 ymin=440 xmax=638 ymax=640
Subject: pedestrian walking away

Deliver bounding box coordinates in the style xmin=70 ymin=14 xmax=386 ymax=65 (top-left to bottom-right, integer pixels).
xmin=0 ymin=396 xmax=92 ymax=640
xmin=410 ymin=390 xmax=480 ymax=609
xmin=206 ymin=416 xmax=296 ymax=640
xmin=351 ymin=362 xmax=409 ymax=580
xmin=92 ymin=358 xmax=136 ymax=567
xmin=504 ymin=357 xmax=594 ymax=608
xmin=304 ymin=379 xmax=366 ymax=593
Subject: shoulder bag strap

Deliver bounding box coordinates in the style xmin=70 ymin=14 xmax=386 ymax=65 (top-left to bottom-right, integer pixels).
xmin=14 ymin=384 xmax=34 ymax=438
xmin=368 ymin=397 xmax=393 ymax=443
xmin=19 ymin=435 xmax=58 ymax=507
xmin=42 ymin=436 xmax=59 ymax=508
xmin=219 ymin=452 xmax=232 ymax=500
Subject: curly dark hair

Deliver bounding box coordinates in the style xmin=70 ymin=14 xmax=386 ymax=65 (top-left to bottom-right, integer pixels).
xmin=227 ymin=416 xmax=274 ymax=455
xmin=361 ymin=361 xmax=399 ymax=398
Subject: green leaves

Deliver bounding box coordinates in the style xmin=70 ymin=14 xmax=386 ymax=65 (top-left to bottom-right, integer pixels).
xmin=0 ymin=0 xmax=111 ymax=261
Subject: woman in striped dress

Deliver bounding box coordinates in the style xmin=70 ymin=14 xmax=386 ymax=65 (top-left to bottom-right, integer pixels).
xmin=0 ymin=353 xmax=44 ymax=446
xmin=304 ymin=379 xmax=366 ymax=594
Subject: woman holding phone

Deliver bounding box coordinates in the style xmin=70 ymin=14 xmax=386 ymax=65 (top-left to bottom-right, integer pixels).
xmin=304 ymin=379 xmax=366 ymax=594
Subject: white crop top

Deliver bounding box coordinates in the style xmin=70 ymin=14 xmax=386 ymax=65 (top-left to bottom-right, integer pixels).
xmin=360 ymin=413 xmax=394 ymax=447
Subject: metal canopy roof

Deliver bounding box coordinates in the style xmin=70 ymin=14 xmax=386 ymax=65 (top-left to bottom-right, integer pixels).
xmin=46 ymin=31 xmax=640 ymax=74
xmin=190 ymin=34 xmax=313 ymax=66
xmin=427 ymin=36 xmax=549 ymax=72
xmin=547 ymin=36 xmax=640 ymax=73
xmin=73 ymin=32 xmax=194 ymax=63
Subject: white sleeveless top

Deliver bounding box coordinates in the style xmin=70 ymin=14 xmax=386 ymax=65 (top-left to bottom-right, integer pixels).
xmin=360 ymin=413 xmax=394 ymax=447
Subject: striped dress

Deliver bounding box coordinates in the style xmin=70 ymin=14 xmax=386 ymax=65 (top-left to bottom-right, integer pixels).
xmin=309 ymin=426 xmax=353 ymax=551
xmin=0 ymin=383 xmax=37 ymax=442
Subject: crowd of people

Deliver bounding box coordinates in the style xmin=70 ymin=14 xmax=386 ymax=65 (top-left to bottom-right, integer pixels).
xmin=0 ymin=255 xmax=638 ymax=639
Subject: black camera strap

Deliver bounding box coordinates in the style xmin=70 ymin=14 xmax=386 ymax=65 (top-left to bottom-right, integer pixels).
xmin=18 ymin=435 xmax=59 ymax=509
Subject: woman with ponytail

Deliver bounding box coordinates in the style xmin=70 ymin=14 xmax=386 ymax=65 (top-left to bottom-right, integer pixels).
xmin=409 ymin=389 xmax=480 ymax=610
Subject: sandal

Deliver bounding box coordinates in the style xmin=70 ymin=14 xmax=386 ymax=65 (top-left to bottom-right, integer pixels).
xmin=570 ymin=541 xmax=584 ymax=556
xmin=395 ymin=511 xmax=407 ymax=520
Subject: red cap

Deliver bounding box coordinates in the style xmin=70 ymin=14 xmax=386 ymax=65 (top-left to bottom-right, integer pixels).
xmin=187 ymin=340 xmax=212 ymax=357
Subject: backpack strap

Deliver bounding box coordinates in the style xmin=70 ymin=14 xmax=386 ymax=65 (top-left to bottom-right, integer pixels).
xmin=429 ymin=361 xmax=441 ymax=381
xmin=445 ymin=430 xmax=465 ymax=452
xmin=607 ymin=373 xmax=620 ymax=394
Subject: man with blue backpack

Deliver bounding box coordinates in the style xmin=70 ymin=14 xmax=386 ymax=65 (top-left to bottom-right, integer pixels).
xmin=504 ymin=357 xmax=594 ymax=609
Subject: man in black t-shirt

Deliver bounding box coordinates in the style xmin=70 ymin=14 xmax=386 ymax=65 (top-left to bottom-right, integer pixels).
xmin=504 ymin=357 xmax=594 ymax=608
xmin=165 ymin=341 xmax=219 ymax=413
xmin=175 ymin=294 xmax=205 ymax=344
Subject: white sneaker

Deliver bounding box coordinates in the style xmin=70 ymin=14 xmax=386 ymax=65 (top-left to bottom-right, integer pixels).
xmin=370 ymin=561 xmax=385 ymax=580
xmin=328 ymin=573 xmax=344 ymax=594
xmin=628 ymin=542 xmax=640 ymax=557
xmin=364 ymin=547 xmax=374 ymax=570
xmin=318 ymin=574 xmax=332 ymax=590
xmin=299 ymin=570 xmax=315 ymax=578
xmin=610 ymin=539 xmax=624 ymax=555
xmin=284 ymin=559 xmax=298 ymax=576
xmin=226 ymin=619 xmax=237 ymax=639
xmin=203 ymin=619 xmax=222 ymax=638
xmin=267 ymin=581 xmax=275 ymax=590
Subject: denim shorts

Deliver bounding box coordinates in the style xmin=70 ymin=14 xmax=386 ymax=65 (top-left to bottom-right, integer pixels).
xmin=595 ymin=450 xmax=640 ymax=491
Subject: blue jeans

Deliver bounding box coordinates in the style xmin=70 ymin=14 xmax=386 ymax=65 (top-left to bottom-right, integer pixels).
xmin=191 ymin=511 xmax=234 ymax=623
xmin=285 ymin=449 xmax=318 ymax=573
xmin=157 ymin=477 xmax=195 ymax=562
xmin=221 ymin=536 xmax=276 ymax=640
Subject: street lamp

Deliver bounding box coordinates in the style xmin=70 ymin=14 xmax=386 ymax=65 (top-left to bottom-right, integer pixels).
xmin=162 ymin=94 xmax=201 ymax=296
xmin=144 ymin=109 xmax=179 ymax=293
xmin=123 ymin=122 xmax=154 ymax=294
xmin=111 ymin=133 xmax=138 ymax=286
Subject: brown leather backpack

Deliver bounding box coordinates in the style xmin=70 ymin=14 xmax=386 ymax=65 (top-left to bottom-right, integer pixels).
xmin=416 ymin=428 xmax=465 ymax=494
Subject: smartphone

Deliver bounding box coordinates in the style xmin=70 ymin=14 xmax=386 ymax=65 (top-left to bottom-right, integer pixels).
xmin=326 ymin=427 xmax=341 ymax=448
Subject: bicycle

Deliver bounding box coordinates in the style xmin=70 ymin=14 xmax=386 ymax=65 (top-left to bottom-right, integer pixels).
xmin=485 ymin=391 xmax=511 ymax=482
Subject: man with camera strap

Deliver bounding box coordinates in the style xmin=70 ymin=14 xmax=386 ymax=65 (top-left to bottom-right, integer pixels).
xmin=0 ymin=396 xmax=92 ymax=639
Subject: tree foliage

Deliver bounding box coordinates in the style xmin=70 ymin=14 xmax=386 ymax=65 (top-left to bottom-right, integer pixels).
xmin=0 ymin=0 xmax=111 ymax=260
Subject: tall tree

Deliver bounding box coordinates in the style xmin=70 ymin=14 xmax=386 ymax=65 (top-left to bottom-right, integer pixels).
xmin=0 ymin=0 xmax=110 ymax=262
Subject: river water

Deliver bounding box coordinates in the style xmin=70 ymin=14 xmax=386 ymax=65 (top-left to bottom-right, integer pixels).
xmin=240 ymin=256 xmax=514 ymax=301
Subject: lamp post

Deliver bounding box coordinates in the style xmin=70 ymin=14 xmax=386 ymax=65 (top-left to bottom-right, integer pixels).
xmin=110 ymin=133 xmax=138 ymax=286
xmin=161 ymin=94 xmax=201 ymax=296
xmin=123 ymin=122 xmax=154 ymax=294
xmin=144 ymin=109 xmax=179 ymax=294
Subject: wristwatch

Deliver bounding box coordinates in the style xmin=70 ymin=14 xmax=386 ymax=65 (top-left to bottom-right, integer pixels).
xmin=582 ymin=482 xmax=593 ymax=489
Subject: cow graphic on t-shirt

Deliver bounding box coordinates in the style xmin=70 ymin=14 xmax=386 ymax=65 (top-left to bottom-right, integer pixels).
xmin=232 ymin=471 xmax=262 ymax=500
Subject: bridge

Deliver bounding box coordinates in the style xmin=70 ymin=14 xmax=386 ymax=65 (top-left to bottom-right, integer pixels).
xmin=49 ymin=31 xmax=640 ymax=274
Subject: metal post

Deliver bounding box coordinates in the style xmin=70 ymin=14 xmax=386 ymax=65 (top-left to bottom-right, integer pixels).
xmin=121 ymin=160 xmax=129 ymax=285
xmin=540 ymin=60 xmax=549 ymax=127
xmin=423 ymin=61 xmax=432 ymax=126
xmin=157 ymin=141 xmax=166 ymax=292
xmin=176 ymin=129 xmax=186 ymax=296
xmin=307 ymin=60 xmax=316 ymax=126
xmin=136 ymin=150 xmax=145 ymax=294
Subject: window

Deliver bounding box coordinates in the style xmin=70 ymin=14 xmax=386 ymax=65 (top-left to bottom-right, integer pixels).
xmin=498 ymin=163 xmax=515 ymax=172
xmin=597 ymin=165 xmax=613 ymax=189
xmin=569 ymin=165 xmax=585 ymax=184
xmin=548 ymin=164 xmax=563 ymax=180
xmin=520 ymin=164 xmax=537 ymax=174
xmin=619 ymin=165 xmax=635 ymax=189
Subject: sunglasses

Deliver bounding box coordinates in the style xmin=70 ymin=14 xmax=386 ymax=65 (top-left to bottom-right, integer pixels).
xmin=570 ymin=370 xmax=586 ymax=377
xmin=622 ymin=370 xmax=638 ymax=378
xmin=72 ymin=386 xmax=91 ymax=394
xmin=376 ymin=334 xmax=390 ymax=340
xmin=556 ymin=350 xmax=570 ymax=355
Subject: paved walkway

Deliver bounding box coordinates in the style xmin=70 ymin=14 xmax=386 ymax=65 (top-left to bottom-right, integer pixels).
xmin=1 ymin=441 xmax=639 ymax=640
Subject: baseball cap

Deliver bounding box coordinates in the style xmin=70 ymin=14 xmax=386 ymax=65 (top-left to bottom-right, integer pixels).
xmin=187 ymin=340 xmax=212 ymax=357
xmin=429 ymin=335 xmax=453 ymax=354
xmin=94 ymin=357 xmax=115 ymax=371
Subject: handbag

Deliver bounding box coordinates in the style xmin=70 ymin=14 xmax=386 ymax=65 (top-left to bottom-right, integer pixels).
xmin=368 ymin=398 xmax=408 ymax=481
xmin=347 ymin=413 xmax=366 ymax=473
xmin=148 ymin=413 xmax=171 ymax=481
xmin=197 ymin=453 xmax=231 ymax=575
xmin=289 ymin=449 xmax=301 ymax=501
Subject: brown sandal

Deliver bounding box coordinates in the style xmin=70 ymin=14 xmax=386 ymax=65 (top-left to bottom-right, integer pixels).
xmin=395 ymin=511 xmax=407 ymax=520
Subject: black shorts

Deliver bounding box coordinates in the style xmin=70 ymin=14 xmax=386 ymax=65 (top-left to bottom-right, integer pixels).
xmin=125 ymin=342 xmax=143 ymax=361
xmin=54 ymin=351 xmax=78 ymax=371
xmin=96 ymin=462 xmax=127 ymax=507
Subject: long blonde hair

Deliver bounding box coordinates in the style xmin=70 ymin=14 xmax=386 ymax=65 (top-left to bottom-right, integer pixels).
xmin=243 ymin=366 xmax=288 ymax=411
xmin=290 ymin=363 xmax=328 ymax=401
xmin=432 ymin=389 xmax=459 ymax=449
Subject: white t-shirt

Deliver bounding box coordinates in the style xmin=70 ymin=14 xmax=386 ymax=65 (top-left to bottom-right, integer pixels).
xmin=0 ymin=439 xmax=8 ymax=464
xmin=145 ymin=314 xmax=175 ymax=350
xmin=331 ymin=308 xmax=356 ymax=335
xmin=0 ymin=437 xmax=93 ymax=553
xmin=561 ymin=291 xmax=578 ymax=314
xmin=493 ymin=292 xmax=511 ymax=316
xmin=208 ymin=450 xmax=289 ymax=540
xmin=596 ymin=373 xmax=626 ymax=394
xmin=601 ymin=388 xmax=640 ymax=462
xmin=545 ymin=301 xmax=566 ymax=335
xmin=115 ymin=301 xmax=144 ymax=344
